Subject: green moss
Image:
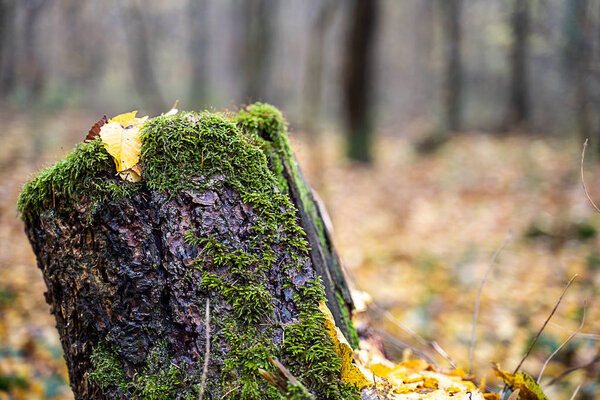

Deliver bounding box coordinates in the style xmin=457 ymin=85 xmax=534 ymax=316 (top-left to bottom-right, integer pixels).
xmin=20 ymin=105 xmax=360 ymax=400
xmin=89 ymin=341 xmax=199 ymax=400
xmin=17 ymin=138 xmax=143 ymax=222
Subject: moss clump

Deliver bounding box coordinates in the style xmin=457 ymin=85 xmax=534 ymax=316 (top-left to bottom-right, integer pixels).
xmin=17 ymin=138 xmax=143 ymax=222
xmin=89 ymin=341 xmax=199 ymax=400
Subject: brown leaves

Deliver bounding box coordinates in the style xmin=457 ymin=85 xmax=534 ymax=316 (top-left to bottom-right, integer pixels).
xmin=85 ymin=115 xmax=107 ymax=142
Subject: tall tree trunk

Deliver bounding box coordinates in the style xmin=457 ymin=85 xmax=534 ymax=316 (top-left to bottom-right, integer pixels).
xmin=507 ymin=0 xmax=531 ymax=129
xmin=188 ymin=0 xmax=209 ymax=108
xmin=60 ymin=0 xmax=106 ymax=88
xmin=439 ymin=0 xmax=462 ymax=132
xmin=342 ymin=0 xmax=379 ymax=163
xmin=562 ymin=0 xmax=592 ymax=148
xmin=20 ymin=105 xmax=359 ymax=400
xmin=240 ymin=0 xmax=278 ymax=103
xmin=121 ymin=0 xmax=165 ymax=114
xmin=0 ymin=0 xmax=16 ymax=97
xmin=302 ymin=0 xmax=338 ymax=185
xmin=21 ymin=0 xmax=50 ymax=99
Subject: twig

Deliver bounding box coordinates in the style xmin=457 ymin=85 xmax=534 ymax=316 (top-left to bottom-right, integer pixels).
xmin=569 ymin=384 xmax=582 ymax=400
xmin=580 ymin=138 xmax=600 ymax=214
xmin=547 ymin=353 xmax=600 ymax=386
xmin=199 ymin=298 xmax=211 ymax=400
xmin=512 ymin=275 xmax=578 ymax=374
xmin=537 ymin=302 xmax=586 ymax=384
xmin=469 ymin=231 xmax=511 ymax=374
xmin=378 ymin=309 xmax=456 ymax=367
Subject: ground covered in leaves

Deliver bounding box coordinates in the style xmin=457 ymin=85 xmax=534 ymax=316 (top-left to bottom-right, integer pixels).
xmin=1 ymin=110 xmax=599 ymax=399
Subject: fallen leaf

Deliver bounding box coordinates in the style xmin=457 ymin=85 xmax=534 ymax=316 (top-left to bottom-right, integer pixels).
xmin=492 ymin=364 xmax=549 ymax=400
xmin=85 ymin=115 xmax=107 ymax=142
xmin=99 ymin=111 xmax=148 ymax=182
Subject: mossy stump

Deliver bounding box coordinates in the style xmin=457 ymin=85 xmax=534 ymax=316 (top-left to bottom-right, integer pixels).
xmin=19 ymin=104 xmax=361 ymax=400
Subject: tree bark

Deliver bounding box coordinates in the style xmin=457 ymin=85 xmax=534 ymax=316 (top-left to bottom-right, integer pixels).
xmin=21 ymin=104 xmax=359 ymax=400
xmin=342 ymin=0 xmax=379 ymax=163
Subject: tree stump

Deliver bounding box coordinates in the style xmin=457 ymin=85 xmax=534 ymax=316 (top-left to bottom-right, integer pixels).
xmin=19 ymin=104 xmax=360 ymax=400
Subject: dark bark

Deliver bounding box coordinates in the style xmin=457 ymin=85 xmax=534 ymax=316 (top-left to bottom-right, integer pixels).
xmin=439 ymin=0 xmax=462 ymax=132
xmin=26 ymin=181 xmax=313 ymax=399
xmin=507 ymin=0 xmax=531 ymax=129
xmin=188 ymin=0 xmax=209 ymax=107
xmin=342 ymin=0 xmax=379 ymax=163
xmin=121 ymin=1 xmax=165 ymax=114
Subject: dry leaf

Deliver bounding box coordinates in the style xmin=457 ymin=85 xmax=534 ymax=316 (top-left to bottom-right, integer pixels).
xmin=492 ymin=364 xmax=548 ymax=400
xmin=99 ymin=111 xmax=148 ymax=182
xmin=85 ymin=115 xmax=107 ymax=142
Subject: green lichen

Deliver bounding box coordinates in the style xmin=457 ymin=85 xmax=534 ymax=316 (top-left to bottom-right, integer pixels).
xmin=20 ymin=104 xmax=360 ymax=399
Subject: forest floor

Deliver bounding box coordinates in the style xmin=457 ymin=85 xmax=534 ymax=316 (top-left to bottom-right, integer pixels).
xmin=0 ymin=110 xmax=599 ymax=399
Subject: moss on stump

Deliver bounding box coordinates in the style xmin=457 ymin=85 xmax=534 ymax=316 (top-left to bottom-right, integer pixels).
xmin=19 ymin=104 xmax=360 ymax=400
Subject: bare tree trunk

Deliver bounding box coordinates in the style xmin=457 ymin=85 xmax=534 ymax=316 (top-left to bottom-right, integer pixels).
xmin=21 ymin=0 xmax=50 ymax=99
xmin=60 ymin=0 xmax=106 ymax=88
xmin=342 ymin=0 xmax=379 ymax=163
xmin=20 ymin=105 xmax=360 ymax=400
xmin=507 ymin=0 xmax=531 ymax=129
xmin=121 ymin=0 xmax=165 ymax=114
xmin=563 ymin=0 xmax=592 ymax=149
xmin=0 ymin=0 xmax=17 ymax=97
xmin=240 ymin=0 xmax=278 ymax=102
xmin=188 ymin=0 xmax=209 ymax=108
xmin=302 ymin=0 xmax=338 ymax=186
xmin=439 ymin=0 xmax=462 ymax=132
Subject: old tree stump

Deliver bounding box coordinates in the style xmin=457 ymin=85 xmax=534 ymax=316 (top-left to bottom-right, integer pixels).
xmin=18 ymin=104 xmax=362 ymax=400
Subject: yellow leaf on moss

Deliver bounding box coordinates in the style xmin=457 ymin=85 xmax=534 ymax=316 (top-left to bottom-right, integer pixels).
xmin=100 ymin=111 xmax=148 ymax=182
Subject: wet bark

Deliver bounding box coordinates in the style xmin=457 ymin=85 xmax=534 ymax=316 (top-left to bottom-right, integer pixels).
xmin=26 ymin=176 xmax=323 ymax=399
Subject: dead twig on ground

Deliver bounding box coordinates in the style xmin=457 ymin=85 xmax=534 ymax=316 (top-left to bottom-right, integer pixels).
xmin=469 ymin=231 xmax=511 ymax=374
xmin=580 ymin=138 xmax=600 ymax=214
xmin=537 ymin=302 xmax=586 ymax=384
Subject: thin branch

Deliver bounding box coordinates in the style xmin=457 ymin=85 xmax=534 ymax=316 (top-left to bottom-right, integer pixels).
xmin=537 ymin=303 xmax=586 ymax=384
xmin=569 ymin=384 xmax=582 ymax=400
xmin=580 ymin=138 xmax=600 ymax=214
xmin=512 ymin=275 xmax=578 ymax=374
xmin=378 ymin=307 xmax=456 ymax=367
xmin=469 ymin=231 xmax=512 ymax=374
xmin=199 ymin=298 xmax=211 ymax=400
xmin=547 ymin=354 xmax=600 ymax=386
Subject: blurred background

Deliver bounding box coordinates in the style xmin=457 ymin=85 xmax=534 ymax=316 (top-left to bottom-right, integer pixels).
xmin=1 ymin=0 xmax=600 ymax=399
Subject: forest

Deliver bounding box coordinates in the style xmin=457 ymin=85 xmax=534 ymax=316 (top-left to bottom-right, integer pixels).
xmin=0 ymin=0 xmax=599 ymax=399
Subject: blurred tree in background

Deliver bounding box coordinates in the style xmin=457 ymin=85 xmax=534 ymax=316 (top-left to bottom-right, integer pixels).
xmin=0 ymin=0 xmax=599 ymax=158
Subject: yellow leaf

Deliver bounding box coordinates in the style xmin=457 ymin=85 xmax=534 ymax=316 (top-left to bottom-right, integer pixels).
xmin=100 ymin=111 xmax=147 ymax=181
xmin=492 ymin=363 xmax=549 ymax=400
